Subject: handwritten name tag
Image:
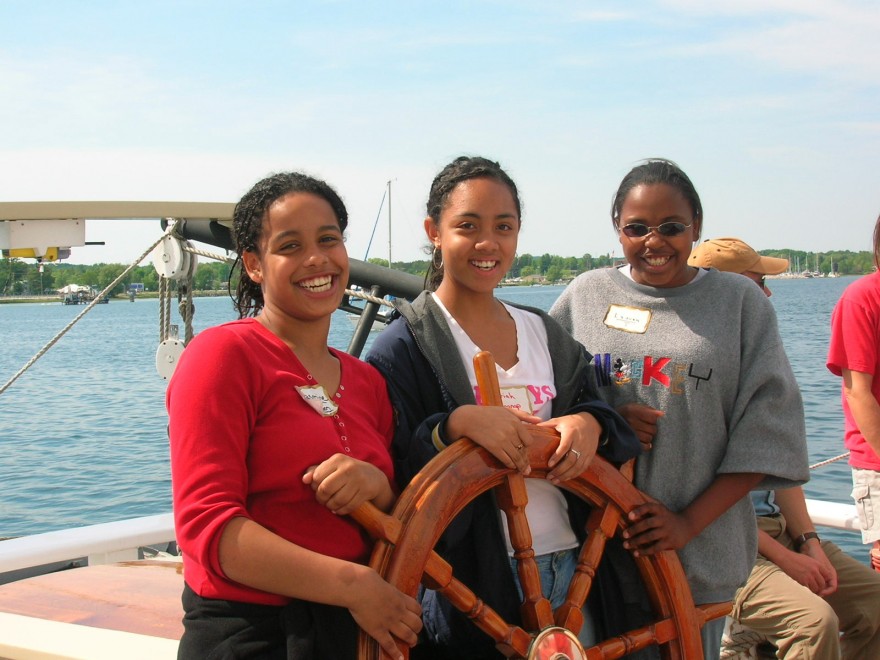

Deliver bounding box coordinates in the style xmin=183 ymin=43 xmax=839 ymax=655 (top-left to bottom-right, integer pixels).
xmin=604 ymin=304 xmax=652 ymax=334
xmin=500 ymin=386 xmax=533 ymax=414
xmin=296 ymin=385 xmax=339 ymax=417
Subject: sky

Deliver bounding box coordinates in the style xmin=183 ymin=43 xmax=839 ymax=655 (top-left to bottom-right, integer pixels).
xmin=1 ymin=0 xmax=878 ymax=266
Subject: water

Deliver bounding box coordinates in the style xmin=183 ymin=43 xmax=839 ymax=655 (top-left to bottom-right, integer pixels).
xmin=0 ymin=277 xmax=867 ymax=564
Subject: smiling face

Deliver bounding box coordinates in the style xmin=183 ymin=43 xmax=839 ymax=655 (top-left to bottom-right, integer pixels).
xmin=426 ymin=177 xmax=520 ymax=299
xmin=242 ymin=192 xmax=349 ymax=325
xmin=616 ymin=183 xmax=701 ymax=288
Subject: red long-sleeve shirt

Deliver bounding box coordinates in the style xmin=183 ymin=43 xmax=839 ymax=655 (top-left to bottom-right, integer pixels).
xmin=167 ymin=318 xmax=394 ymax=604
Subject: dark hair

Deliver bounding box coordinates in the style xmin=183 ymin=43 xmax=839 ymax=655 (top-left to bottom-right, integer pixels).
xmin=230 ymin=171 xmax=348 ymax=318
xmin=874 ymin=214 xmax=880 ymax=271
xmin=424 ymin=155 xmax=522 ymax=290
xmin=611 ymin=159 xmax=703 ymax=231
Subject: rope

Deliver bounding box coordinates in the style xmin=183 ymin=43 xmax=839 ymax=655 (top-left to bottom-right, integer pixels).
xmin=346 ymin=288 xmax=394 ymax=307
xmin=181 ymin=244 xmax=234 ymax=264
xmin=0 ymin=225 xmax=176 ymax=397
xmin=179 ymin=287 xmax=195 ymax=344
xmin=809 ymin=452 xmax=850 ymax=470
xmin=178 ymin=247 xmax=197 ymax=344
xmin=161 ymin=276 xmax=173 ymax=341
xmin=158 ymin=276 xmax=169 ymax=343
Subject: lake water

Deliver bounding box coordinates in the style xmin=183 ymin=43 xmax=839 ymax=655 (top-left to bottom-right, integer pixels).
xmin=0 ymin=276 xmax=868 ymax=563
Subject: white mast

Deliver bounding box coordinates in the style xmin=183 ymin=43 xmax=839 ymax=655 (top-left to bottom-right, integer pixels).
xmin=387 ymin=179 xmax=392 ymax=268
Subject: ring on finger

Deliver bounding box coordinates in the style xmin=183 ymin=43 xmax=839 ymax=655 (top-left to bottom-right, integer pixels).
xmin=569 ymin=448 xmax=581 ymax=460
xmin=515 ymin=443 xmax=525 ymax=451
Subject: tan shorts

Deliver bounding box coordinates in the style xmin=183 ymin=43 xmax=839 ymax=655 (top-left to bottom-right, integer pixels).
xmin=852 ymin=467 xmax=880 ymax=544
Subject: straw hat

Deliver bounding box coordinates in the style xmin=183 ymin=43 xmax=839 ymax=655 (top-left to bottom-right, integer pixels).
xmin=688 ymin=237 xmax=789 ymax=275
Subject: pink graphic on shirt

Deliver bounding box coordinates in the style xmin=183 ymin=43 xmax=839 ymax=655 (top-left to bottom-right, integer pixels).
xmin=474 ymin=384 xmax=548 ymax=414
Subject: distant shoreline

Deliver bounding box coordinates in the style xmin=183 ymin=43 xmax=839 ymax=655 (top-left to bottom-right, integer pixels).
xmin=0 ymin=290 xmax=231 ymax=305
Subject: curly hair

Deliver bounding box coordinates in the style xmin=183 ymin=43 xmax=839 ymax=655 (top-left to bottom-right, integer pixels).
xmin=873 ymin=214 xmax=880 ymax=271
xmin=423 ymin=156 xmax=522 ymax=291
xmin=610 ymin=159 xmax=703 ymax=232
xmin=230 ymin=171 xmax=348 ymax=318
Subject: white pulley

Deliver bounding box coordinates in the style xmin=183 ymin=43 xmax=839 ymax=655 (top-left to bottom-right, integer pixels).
xmin=156 ymin=338 xmax=185 ymax=380
xmin=152 ymin=235 xmax=192 ymax=281
xmin=185 ymin=240 xmax=199 ymax=280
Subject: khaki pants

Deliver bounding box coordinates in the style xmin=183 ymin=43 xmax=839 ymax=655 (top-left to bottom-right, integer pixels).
xmin=730 ymin=515 xmax=880 ymax=659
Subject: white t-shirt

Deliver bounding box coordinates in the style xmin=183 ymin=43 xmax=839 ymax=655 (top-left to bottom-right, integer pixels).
xmin=432 ymin=293 xmax=578 ymax=556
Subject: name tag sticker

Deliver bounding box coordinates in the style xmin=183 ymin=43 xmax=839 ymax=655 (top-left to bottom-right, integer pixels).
xmin=296 ymin=385 xmax=339 ymax=417
xmin=604 ymin=304 xmax=652 ymax=334
xmin=499 ymin=386 xmax=533 ymax=414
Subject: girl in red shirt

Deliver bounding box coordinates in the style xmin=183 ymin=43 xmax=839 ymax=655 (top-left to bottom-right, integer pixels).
xmin=168 ymin=171 xmax=421 ymax=659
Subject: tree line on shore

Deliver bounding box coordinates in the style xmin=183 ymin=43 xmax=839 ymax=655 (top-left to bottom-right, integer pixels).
xmin=1 ymin=248 xmax=875 ymax=297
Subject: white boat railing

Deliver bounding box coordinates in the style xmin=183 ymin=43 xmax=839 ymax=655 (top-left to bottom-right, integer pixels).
xmin=0 ymin=501 xmax=862 ymax=580
xmin=0 ymin=513 xmax=175 ymax=578
xmin=805 ymin=498 xmax=861 ymax=531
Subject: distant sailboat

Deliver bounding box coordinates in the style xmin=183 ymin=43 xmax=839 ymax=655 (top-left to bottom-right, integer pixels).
xmin=829 ymin=255 xmax=840 ymax=277
xmin=811 ymin=253 xmax=821 ymax=278
xmin=347 ymin=180 xmax=395 ymax=331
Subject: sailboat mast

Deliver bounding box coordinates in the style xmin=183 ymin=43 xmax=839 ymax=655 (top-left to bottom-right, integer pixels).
xmin=387 ymin=179 xmax=392 ymax=269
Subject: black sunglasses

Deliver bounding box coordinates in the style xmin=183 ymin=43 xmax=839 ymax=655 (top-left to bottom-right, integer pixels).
xmin=619 ymin=221 xmax=692 ymax=238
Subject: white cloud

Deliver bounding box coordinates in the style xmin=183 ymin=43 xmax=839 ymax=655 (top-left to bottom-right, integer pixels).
xmin=659 ymin=1 xmax=880 ymax=82
xmin=570 ymin=10 xmax=634 ymax=22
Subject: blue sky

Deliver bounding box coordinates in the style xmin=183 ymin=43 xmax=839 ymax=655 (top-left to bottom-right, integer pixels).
xmin=1 ymin=0 xmax=878 ymax=265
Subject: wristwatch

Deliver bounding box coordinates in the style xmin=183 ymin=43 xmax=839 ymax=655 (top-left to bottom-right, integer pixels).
xmin=794 ymin=531 xmax=820 ymax=550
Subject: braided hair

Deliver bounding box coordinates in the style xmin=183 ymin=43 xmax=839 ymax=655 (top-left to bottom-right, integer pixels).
xmin=230 ymin=171 xmax=348 ymax=318
xmin=424 ymin=156 xmax=522 ymax=291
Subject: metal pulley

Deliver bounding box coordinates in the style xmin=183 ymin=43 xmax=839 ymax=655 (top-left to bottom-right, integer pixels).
xmin=156 ymin=336 xmax=185 ymax=380
xmin=152 ymin=235 xmax=198 ymax=281
xmin=153 ymin=233 xmax=199 ymax=380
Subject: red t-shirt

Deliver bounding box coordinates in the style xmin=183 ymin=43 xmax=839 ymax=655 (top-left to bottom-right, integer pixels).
xmin=167 ymin=318 xmax=394 ymax=604
xmin=827 ymin=271 xmax=880 ymax=470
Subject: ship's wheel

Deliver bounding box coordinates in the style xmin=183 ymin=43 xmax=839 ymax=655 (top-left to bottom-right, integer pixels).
xmin=352 ymin=352 xmax=729 ymax=659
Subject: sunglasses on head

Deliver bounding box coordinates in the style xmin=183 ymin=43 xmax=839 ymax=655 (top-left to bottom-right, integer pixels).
xmin=619 ymin=221 xmax=692 ymax=238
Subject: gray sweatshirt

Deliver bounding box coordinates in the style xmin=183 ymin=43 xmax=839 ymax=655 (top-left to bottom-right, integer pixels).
xmin=550 ymin=266 xmax=808 ymax=603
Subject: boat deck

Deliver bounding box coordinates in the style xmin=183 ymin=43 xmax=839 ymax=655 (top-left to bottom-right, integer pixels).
xmin=0 ymin=560 xmax=182 ymax=659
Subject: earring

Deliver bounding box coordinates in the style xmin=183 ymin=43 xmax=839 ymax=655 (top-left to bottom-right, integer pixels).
xmin=431 ymin=246 xmax=443 ymax=269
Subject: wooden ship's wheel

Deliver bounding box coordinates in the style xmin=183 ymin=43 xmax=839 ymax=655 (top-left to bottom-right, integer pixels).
xmin=352 ymin=352 xmax=729 ymax=659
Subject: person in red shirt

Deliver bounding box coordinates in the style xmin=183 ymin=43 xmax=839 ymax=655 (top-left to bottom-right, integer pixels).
xmin=828 ymin=213 xmax=880 ymax=572
xmin=167 ymin=171 xmax=421 ymax=659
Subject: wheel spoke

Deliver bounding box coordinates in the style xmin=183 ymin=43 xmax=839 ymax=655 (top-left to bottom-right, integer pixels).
xmin=420 ymin=549 xmax=533 ymax=658
xmin=496 ymin=471 xmax=554 ymax=631
xmin=554 ymin=501 xmax=621 ymax=632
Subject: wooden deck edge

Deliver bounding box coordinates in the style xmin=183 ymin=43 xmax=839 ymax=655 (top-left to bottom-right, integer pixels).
xmin=0 ymin=612 xmax=178 ymax=660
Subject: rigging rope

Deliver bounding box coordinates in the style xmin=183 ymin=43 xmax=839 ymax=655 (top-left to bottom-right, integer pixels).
xmin=182 ymin=244 xmax=234 ymax=264
xmin=348 ymin=289 xmax=394 ymax=307
xmin=809 ymin=451 xmax=850 ymax=470
xmin=179 ymin=285 xmax=195 ymax=344
xmin=158 ymin=275 xmax=169 ymax=343
xmin=0 ymin=224 xmax=176 ymax=397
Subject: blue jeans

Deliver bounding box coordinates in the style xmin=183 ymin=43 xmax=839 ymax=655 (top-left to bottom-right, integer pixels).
xmin=510 ymin=548 xmax=597 ymax=647
xmin=421 ymin=549 xmax=597 ymax=649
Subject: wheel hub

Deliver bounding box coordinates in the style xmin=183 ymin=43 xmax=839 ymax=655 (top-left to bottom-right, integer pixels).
xmin=527 ymin=627 xmax=585 ymax=660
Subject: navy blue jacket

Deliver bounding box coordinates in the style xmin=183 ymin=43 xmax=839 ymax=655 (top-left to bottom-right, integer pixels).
xmin=366 ymin=292 xmax=641 ymax=658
